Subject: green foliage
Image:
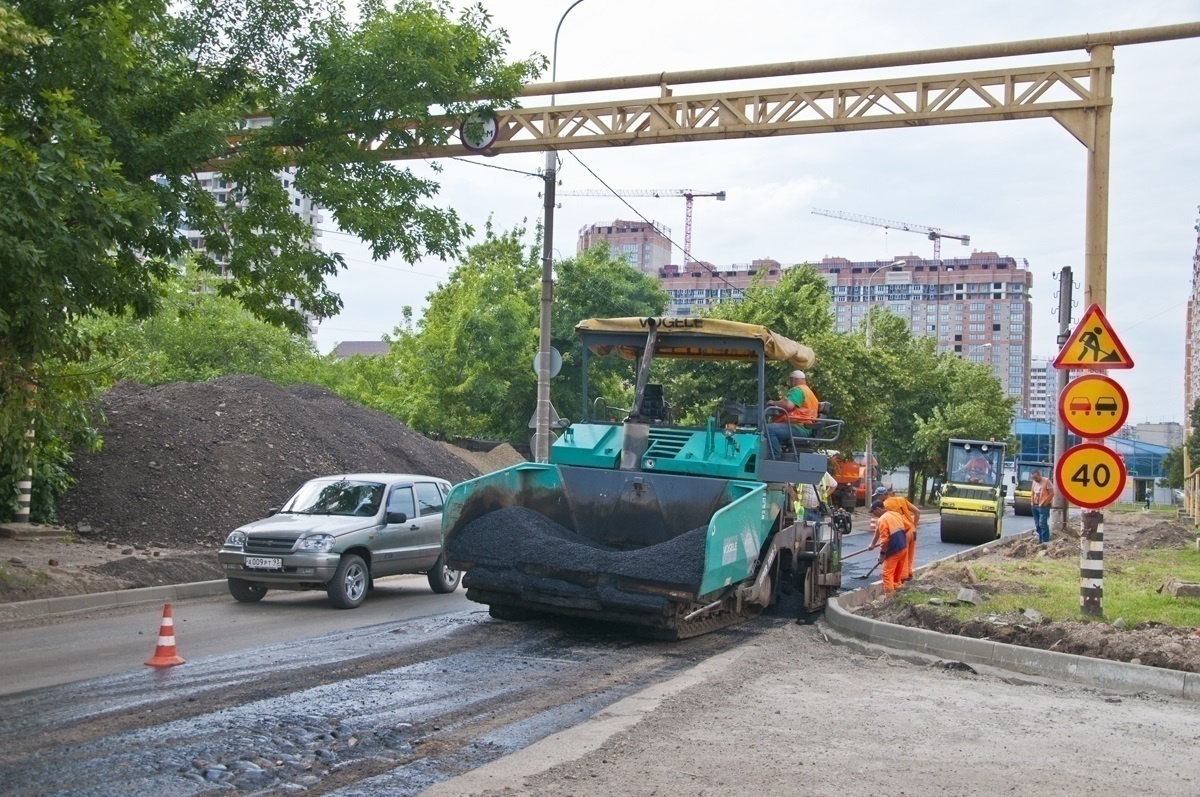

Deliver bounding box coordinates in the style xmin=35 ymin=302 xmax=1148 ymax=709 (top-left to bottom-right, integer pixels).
xmin=0 ymin=0 xmax=541 ymax=514
xmin=911 ymin=355 xmax=1016 ymax=476
xmin=83 ymin=263 xmax=319 ymax=385
xmin=1160 ymin=399 xmax=1200 ymax=489
xmin=550 ymin=243 xmax=668 ymax=421
xmin=0 ymin=359 xmax=103 ymax=522
xmin=388 ymin=225 xmax=539 ymax=439
xmin=367 ymin=231 xmax=669 ymax=441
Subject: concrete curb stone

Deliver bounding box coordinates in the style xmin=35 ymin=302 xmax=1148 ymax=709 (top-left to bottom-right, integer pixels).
xmin=827 ymin=531 xmax=1200 ymax=702
xmin=0 ymin=579 xmax=228 ymax=623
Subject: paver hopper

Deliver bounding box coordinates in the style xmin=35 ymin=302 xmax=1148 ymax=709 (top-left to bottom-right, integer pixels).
xmin=443 ymin=317 xmax=845 ymax=638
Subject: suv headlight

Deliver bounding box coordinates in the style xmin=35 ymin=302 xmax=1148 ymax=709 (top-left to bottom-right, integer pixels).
xmin=298 ymin=534 xmax=336 ymax=552
xmin=224 ymin=531 xmax=247 ymax=549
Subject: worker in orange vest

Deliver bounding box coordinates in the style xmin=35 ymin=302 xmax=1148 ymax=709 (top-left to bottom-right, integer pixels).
xmin=765 ymin=370 xmax=819 ymax=458
xmin=874 ymin=484 xmax=920 ymax=582
xmin=868 ymin=500 xmax=907 ymax=593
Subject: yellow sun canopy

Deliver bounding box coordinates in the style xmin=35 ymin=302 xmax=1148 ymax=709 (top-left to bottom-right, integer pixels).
xmin=575 ymin=317 xmax=815 ymax=369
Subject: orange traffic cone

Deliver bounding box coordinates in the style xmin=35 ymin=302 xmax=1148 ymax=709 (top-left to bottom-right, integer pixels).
xmin=145 ymin=603 xmax=186 ymax=667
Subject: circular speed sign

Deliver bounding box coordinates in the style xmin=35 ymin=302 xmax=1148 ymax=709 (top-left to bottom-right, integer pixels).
xmin=1055 ymin=443 xmax=1127 ymax=509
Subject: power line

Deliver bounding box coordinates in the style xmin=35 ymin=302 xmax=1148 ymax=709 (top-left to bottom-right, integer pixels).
xmin=447 ymin=156 xmax=543 ymax=179
xmin=563 ymin=151 xmax=741 ymax=293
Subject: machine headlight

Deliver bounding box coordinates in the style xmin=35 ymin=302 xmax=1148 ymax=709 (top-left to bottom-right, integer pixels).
xmin=298 ymin=534 xmax=336 ymax=552
xmin=224 ymin=531 xmax=247 ymax=549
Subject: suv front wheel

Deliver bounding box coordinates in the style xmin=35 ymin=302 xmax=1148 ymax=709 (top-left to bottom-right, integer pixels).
xmin=228 ymin=578 xmax=268 ymax=603
xmin=327 ymin=554 xmax=369 ymax=609
xmin=427 ymin=553 xmax=461 ymax=594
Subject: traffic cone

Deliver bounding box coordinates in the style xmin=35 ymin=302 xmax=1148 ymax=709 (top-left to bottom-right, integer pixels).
xmin=145 ymin=603 xmax=185 ymax=667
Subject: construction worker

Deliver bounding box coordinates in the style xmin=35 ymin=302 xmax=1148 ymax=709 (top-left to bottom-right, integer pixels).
xmin=962 ymin=452 xmax=993 ymax=483
xmin=875 ymin=484 xmax=920 ymax=581
xmin=765 ymin=370 xmax=818 ymax=457
xmin=867 ymin=500 xmax=907 ymax=593
xmin=1030 ymin=470 xmax=1054 ymax=543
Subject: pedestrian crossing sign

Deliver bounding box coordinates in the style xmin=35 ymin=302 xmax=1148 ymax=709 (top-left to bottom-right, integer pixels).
xmin=1053 ymin=303 xmax=1133 ymax=369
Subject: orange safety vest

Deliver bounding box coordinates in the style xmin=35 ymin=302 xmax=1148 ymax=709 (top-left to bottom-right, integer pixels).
xmin=1032 ymin=479 xmax=1054 ymax=506
xmin=785 ymin=385 xmax=819 ymax=425
xmin=876 ymin=511 xmax=907 ymax=557
xmin=883 ymin=496 xmax=915 ymax=532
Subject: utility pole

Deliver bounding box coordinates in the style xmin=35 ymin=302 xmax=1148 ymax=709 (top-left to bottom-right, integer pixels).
xmin=534 ymin=0 xmax=588 ymax=464
xmin=1051 ymin=267 xmax=1072 ymax=534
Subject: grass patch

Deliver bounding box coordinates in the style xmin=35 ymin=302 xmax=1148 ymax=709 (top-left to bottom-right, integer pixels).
xmin=905 ymin=550 xmax=1200 ymax=627
xmin=1106 ymin=503 xmax=1179 ymax=515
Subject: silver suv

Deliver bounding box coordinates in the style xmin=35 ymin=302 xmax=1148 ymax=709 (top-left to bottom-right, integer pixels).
xmin=217 ymin=473 xmax=460 ymax=609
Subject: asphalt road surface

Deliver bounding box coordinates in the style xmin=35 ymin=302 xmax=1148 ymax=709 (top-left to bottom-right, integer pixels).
xmin=839 ymin=508 xmax=1035 ymax=581
xmin=0 ymin=574 xmax=475 ymax=696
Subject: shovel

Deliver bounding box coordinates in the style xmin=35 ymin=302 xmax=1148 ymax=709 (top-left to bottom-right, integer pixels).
xmin=841 ymin=547 xmax=874 ymax=560
xmin=855 ymin=559 xmax=882 ymax=580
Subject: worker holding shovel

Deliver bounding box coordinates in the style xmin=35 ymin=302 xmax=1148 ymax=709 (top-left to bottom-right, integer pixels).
xmin=868 ymin=500 xmax=908 ymax=593
xmin=874 ymin=484 xmax=920 ymax=582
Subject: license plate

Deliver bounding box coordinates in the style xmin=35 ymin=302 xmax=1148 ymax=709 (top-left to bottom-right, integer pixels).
xmin=245 ymin=557 xmax=283 ymax=570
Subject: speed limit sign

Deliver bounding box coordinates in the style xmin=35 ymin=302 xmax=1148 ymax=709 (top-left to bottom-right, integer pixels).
xmin=1055 ymin=443 xmax=1127 ymax=509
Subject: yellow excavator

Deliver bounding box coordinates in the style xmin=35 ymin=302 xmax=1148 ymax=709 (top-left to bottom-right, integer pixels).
xmin=939 ymin=439 xmax=1007 ymax=544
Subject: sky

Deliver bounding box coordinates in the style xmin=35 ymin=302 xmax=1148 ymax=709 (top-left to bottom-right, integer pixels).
xmin=312 ymin=0 xmax=1200 ymax=425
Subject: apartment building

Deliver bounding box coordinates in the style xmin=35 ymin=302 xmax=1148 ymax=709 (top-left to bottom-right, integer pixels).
xmin=181 ymin=118 xmax=324 ymax=338
xmin=576 ymin=222 xmax=1034 ymax=411
xmin=576 ymin=219 xmax=673 ymax=275
xmin=1186 ymin=207 xmax=1200 ymax=431
xmin=815 ymin=252 xmax=1033 ymax=411
xmin=1027 ymin=355 xmax=1053 ymax=421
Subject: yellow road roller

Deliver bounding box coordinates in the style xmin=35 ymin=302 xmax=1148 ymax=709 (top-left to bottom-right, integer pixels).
xmin=939 ymin=439 xmax=1007 ymax=544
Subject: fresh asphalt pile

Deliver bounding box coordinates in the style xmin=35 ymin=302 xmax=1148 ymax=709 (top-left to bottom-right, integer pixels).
xmin=450 ymin=506 xmax=708 ymax=590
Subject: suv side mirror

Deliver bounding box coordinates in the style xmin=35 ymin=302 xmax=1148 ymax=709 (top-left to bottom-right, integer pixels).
xmin=267 ymin=507 xmax=280 ymax=517
xmin=1001 ymin=485 xmax=1008 ymax=497
xmin=386 ymin=511 xmax=408 ymax=524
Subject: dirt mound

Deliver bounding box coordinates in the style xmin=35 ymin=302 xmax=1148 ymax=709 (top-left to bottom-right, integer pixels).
xmin=438 ymin=442 xmax=526 ymax=474
xmin=56 ymin=376 xmax=480 ymax=550
xmin=882 ymin=604 xmax=1200 ymax=673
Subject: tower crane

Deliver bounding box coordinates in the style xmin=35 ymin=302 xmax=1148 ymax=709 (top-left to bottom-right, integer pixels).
xmin=811 ymin=208 xmax=970 ymax=261
xmin=559 ymin=189 xmax=726 ymax=262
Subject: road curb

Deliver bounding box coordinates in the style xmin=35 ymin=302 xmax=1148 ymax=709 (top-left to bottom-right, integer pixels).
xmin=826 ymin=532 xmax=1200 ymax=702
xmin=0 ymin=579 xmax=228 ymax=623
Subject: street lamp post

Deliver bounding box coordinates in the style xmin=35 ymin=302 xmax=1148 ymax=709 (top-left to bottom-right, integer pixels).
xmin=863 ymin=260 xmax=906 ymax=501
xmin=535 ymin=0 xmax=589 ymax=463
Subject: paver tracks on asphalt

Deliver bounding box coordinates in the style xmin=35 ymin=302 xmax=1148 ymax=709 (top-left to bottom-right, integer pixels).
xmin=0 ymin=610 xmax=772 ymax=796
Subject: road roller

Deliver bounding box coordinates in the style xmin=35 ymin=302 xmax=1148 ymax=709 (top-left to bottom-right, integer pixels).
xmin=939 ymin=438 xmax=1007 ymax=544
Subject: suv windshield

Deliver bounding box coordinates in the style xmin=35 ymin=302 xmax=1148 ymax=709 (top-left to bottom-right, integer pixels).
xmin=283 ymin=479 xmax=385 ymax=517
xmin=948 ymin=444 xmax=1002 ymax=488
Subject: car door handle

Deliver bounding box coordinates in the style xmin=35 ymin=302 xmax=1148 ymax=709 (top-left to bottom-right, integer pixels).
xmin=409 ymin=524 xmax=419 ymax=530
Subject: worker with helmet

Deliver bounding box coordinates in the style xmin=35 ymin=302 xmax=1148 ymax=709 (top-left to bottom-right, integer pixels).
xmin=765 ymin=369 xmax=819 ymax=458
xmin=867 ymin=500 xmax=908 ymax=593
xmin=875 ymin=484 xmax=920 ymax=582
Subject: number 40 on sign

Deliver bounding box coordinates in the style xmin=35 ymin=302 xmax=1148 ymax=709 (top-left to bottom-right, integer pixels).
xmin=1055 ymin=443 xmax=1127 ymax=509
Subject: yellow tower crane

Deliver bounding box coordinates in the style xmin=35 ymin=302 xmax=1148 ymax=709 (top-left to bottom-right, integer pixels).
xmin=811 ymin=208 xmax=970 ymax=262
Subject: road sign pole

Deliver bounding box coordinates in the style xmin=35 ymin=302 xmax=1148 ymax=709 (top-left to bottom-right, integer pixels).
xmin=1051 ymin=267 xmax=1072 ymax=535
xmin=1080 ymin=510 xmax=1104 ymax=616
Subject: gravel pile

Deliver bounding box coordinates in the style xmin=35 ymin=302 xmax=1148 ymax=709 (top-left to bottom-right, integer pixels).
xmin=448 ymin=506 xmax=708 ymax=589
xmin=57 ymin=375 xmax=481 ymax=549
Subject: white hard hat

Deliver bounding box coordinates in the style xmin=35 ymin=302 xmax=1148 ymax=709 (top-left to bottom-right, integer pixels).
xmin=789 ymin=370 xmax=806 ymax=380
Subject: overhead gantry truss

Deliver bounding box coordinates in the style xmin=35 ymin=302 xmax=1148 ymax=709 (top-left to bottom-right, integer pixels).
xmin=387 ymin=59 xmax=1110 ymax=158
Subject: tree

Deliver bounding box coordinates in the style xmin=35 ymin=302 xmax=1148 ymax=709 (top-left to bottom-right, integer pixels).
xmin=912 ymin=356 xmax=1017 ymax=480
xmin=389 ymin=225 xmax=540 ymax=440
xmin=678 ymin=265 xmax=887 ymax=453
xmin=0 ymin=0 xmax=542 ymax=506
xmin=1160 ymin=399 xmax=1200 ymax=489
xmin=82 ymin=263 xmax=319 ymax=385
xmin=550 ymin=243 xmax=668 ymax=422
